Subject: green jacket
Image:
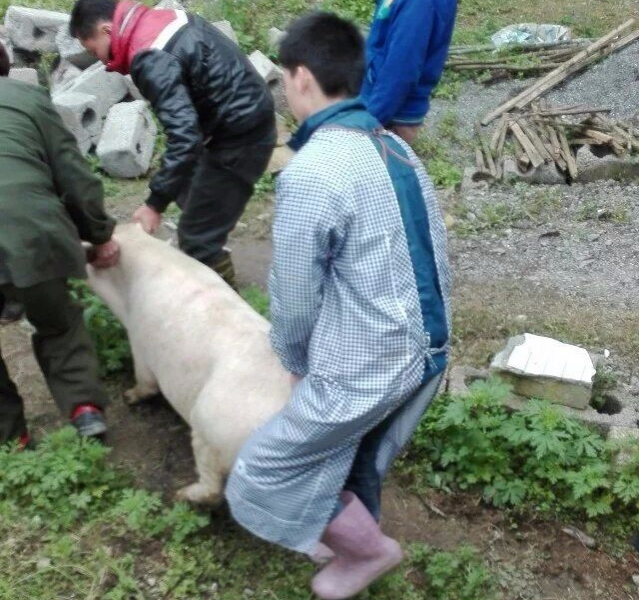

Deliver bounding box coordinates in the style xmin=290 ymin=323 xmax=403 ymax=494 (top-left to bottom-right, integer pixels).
xmin=0 ymin=78 xmax=115 ymax=288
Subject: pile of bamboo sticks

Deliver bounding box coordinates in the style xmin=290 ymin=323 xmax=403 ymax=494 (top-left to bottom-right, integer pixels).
xmin=446 ymin=42 xmax=589 ymax=83
xmin=481 ymin=19 xmax=639 ymax=125
xmin=475 ymin=103 xmax=639 ymax=181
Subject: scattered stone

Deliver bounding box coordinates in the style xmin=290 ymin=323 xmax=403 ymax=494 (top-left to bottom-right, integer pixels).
xmin=55 ymin=25 xmax=97 ymax=69
xmin=248 ymin=50 xmax=282 ymax=84
xmin=36 ymin=557 xmax=52 ymax=570
xmin=444 ymin=212 xmax=456 ymax=229
xmin=155 ymin=0 xmax=184 ymax=9
xmin=50 ymin=59 xmax=82 ymax=93
xmin=561 ymin=525 xmax=597 ymax=549
xmin=268 ymin=27 xmax=285 ymax=48
xmin=212 ymin=20 xmax=238 ymax=44
xmin=97 ymin=101 xmax=158 ymax=178
xmin=490 ymin=333 xmax=596 ymax=410
xmin=55 ymin=62 xmax=129 ymax=117
xmin=4 ymin=6 xmax=69 ymax=52
xmin=607 ymin=426 xmax=639 ymax=465
xmin=0 ymin=25 xmax=15 ymax=64
xmin=576 ymin=146 xmax=639 ymax=183
xmin=53 ymin=91 xmax=101 ymax=156
xmin=8 ymin=67 xmax=38 ymax=85
xmin=633 ymin=574 xmax=639 ymax=590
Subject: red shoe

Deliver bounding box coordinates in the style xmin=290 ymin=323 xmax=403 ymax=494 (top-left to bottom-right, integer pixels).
xmin=16 ymin=432 xmax=35 ymax=451
xmin=70 ymin=404 xmax=107 ymax=438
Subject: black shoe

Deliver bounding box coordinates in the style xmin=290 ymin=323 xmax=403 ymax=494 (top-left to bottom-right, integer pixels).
xmin=0 ymin=301 xmax=24 ymax=324
xmin=71 ymin=405 xmax=107 ymax=438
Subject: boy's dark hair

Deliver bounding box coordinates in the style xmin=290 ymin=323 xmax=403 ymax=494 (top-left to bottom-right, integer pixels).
xmin=0 ymin=41 xmax=9 ymax=77
xmin=69 ymin=0 xmax=117 ymax=39
xmin=279 ymin=12 xmax=364 ymax=98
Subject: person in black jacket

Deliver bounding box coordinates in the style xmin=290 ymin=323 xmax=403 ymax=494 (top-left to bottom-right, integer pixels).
xmin=70 ymin=0 xmax=276 ymax=288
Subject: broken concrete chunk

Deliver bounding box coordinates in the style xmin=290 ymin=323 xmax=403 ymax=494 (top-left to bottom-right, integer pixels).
xmin=267 ymin=145 xmax=294 ymax=175
xmin=53 ymin=91 xmax=101 ymax=156
xmin=4 ymin=6 xmax=69 ymax=52
xmin=490 ymin=333 xmax=596 ymax=409
xmin=0 ymin=25 xmax=15 ymax=64
xmin=97 ymin=101 xmax=158 ymax=178
xmin=55 ymin=62 xmax=129 ymax=118
xmin=275 ymin=113 xmax=291 ymax=147
xmin=248 ymin=50 xmax=282 ymax=84
xmin=55 ymin=25 xmax=97 ymax=69
xmin=212 ymin=20 xmax=238 ymax=44
xmin=50 ymin=59 xmax=82 ymax=94
xmin=8 ymin=67 xmax=38 ymax=85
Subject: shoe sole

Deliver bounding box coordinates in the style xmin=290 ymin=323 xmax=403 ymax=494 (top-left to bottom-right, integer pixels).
xmin=74 ymin=421 xmax=107 ymax=437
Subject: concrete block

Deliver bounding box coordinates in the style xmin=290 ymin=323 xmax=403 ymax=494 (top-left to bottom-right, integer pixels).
xmin=248 ymin=50 xmax=282 ymax=84
xmin=0 ymin=25 xmax=15 ymax=64
xmin=155 ymin=0 xmax=184 ymax=8
xmin=8 ymin=67 xmax=38 ymax=85
xmin=97 ymin=101 xmax=157 ymax=178
xmin=53 ymin=92 xmax=101 ymax=156
xmin=490 ymin=333 xmax=596 ymax=410
xmin=461 ymin=166 xmax=492 ymax=191
xmin=267 ymin=145 xmax=294 ymax=174
xmin=55 ymin=25 xmax=97 ymax=69
xmin=212 ymin=20 xmax=238 ymax=44
xmin=608 ymin=426 xmax=639 ymax=465
xmin=55 ymin=62 xmax=129 ymax=117
xmin=50 ymin=59 xmax=82 ymax=94
xmin=4 ymin=6 xmax=69 ymax=52
xmin=575 ymin=145 xmax=639 ymax=183
xmin=268 ymin=27 xmax=285 ymax=49
xmin=275 ymin=113 xmax=291 ymax=147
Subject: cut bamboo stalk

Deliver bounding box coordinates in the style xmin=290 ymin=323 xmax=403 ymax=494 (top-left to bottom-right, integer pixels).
xmin=513 ymin=137 xmax=531 ymax=169
xmin=522 ymin=106 xmax=612 ymax=117
xmin=475 ymin=147 xmax=486 ymax=172
xmin=475 ymin=122 xmax=497 ymax=177
xmin=558 ymin=129 xmax=578 ymax=180
xmin=517 ymin=119 xmax=554 ymax=162
xmin=490 ymin=115 xmax=508 ymax=151
xmin=510 ymin=122 xmax=544 ymax=168
xmin=481 ymin=20 xmax=636 ymax=125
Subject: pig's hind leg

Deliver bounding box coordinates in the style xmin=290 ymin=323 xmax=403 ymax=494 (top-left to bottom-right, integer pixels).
xmin=175 ymin=429 xmax=225 ymax=506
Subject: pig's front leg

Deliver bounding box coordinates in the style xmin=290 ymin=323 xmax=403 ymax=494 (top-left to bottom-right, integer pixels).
xmin=124 ymin=354 xmax=160 ymax=405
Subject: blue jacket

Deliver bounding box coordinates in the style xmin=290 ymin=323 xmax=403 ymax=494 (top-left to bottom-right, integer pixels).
xmin=361 ymin=0 xmax=457 ymax=126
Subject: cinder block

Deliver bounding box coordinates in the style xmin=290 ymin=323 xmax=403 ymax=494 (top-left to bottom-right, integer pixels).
xmin=50 ymin=59 xmax=82 ymax=94
xmin=248 ymin=50 xmax=282 ymax=84
xmin=97 ymin=101 xmax=158 ymax=178
xmin=4 ymin=6 xmax=69 ymax=52
xmin=0 ymin=25 xmax=15 ymax=64
xmin=53 ymin=91 xmax=101 ymax=156
xmin=55 ymin=25 xmax=97 ymax=69
xmin=212 ymin=20 xmax=238 ymax=44
xmin=124 ymin=74 xmax=145 ymax=101
xmin=55 ymin=62 xmax=129 ymax=117
xmin=8 ymin=67 xmax=38 ymax=85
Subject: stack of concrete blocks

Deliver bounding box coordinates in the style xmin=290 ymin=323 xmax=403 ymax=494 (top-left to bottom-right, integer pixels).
xmin=96 ymin=101 xmax=158 ymax=178
xmin=2 ymin=2 xmax=288 ymax=179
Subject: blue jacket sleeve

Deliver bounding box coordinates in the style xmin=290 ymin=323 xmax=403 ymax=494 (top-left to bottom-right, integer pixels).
xmin=366 ymin=0 xmax=436 ymax=126
xmin=268 ymin=168 xmax=344 ymax=377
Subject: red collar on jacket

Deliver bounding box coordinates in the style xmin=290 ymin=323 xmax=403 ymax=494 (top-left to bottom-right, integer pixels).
xmin=107 ymin=1 xmax=179 ymax=74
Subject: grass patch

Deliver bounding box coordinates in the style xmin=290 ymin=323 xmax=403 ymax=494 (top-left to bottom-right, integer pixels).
xmin=400 ymin=377 xmax=639 ymax=525
xmin=240 ymin=284 xmax=270 ymax=318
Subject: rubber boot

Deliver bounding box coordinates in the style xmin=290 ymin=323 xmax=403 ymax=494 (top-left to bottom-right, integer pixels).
xmin=210 ymin=250 xmax=238 ymax=291
xmin=311 ymin=491 xmax=403 ymax=600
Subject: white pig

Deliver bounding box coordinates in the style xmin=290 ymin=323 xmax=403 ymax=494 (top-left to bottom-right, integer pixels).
xmin=87 ymin=223 xmax=291 ymax=504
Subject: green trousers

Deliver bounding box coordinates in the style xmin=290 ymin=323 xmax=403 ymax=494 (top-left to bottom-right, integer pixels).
xmin=0 ymin=279 xmax=109 ymax=444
